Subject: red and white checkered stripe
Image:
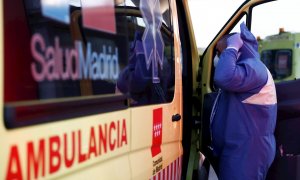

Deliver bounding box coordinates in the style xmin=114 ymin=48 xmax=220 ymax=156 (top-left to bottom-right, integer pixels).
xmin=150 ymin=156 xmax=182 ymax=180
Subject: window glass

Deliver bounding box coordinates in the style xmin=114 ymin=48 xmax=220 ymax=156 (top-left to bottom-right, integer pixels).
xmin=4 ymin=0 xmax=174 ymax=106
xmin=261 ymin=51 xmax=273 ymax=75
xmin=261 ymin=50 xmax=292 ymax=80
xmin=229 ymin=15 xmax=246 ymax=34
xmin=3 ymin=0 xmax=174 ymax=128
xmin=116 ymin=0 xmax=175 ymax=106
xmin=252 ymin=0 xmax=300 ymax=81
xmin=188 ymin=0 xmax=244 ymax=49
xmin=275 ymin=51 xmax=292 ymax=79
xmin=5 ymin=0 xmax=128 ymax=102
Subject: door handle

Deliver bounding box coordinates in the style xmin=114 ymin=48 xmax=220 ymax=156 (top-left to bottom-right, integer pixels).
xmin=172 ymin=114 xmax=181 ymax=122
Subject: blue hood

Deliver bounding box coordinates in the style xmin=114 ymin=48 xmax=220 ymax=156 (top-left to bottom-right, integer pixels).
xmin=240 ymin=22 xmax=260 ymax=59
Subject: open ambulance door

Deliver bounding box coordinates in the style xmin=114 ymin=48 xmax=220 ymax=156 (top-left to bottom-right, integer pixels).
xmin=196 ymin=0 xmax=277 ymax=178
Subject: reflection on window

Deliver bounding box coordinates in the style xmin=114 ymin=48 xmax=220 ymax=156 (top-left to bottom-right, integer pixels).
xmin=3 ymin=0 xmax=175 ymax=129
xmin=116 ymin=0 xmax=175 ymax=106
xmin=4 ymin=0 xmax=174 ymax=107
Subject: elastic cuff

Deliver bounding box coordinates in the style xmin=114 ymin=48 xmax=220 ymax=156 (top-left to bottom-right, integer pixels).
xmin=226 ymin=46 xmax=239 ymax=52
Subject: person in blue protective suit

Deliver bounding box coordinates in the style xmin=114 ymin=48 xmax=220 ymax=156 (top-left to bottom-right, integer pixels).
xmin=211 ymin=22 xmax=277 ymax=179
xmin=116 ymin=31 xmax=173 ymax=105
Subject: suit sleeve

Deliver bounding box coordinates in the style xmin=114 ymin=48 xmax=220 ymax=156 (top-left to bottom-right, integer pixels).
xmin=214 ymin=48 xmax=268 ymax=93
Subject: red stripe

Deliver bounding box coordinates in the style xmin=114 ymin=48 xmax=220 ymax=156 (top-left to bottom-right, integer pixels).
xmin=178 ymin=158 xmax=180 ymax=179
xmin=172 ymin=160 xmax=175 ymax=180
xmin=177 ymin=158 xmax=180 ymax=180
xmin=181 ymin=157 xmax=183 ymax=179
xmin=178 ymin=157 xmax=181 ymax=179
xmin=150 ymin=157 xmax=184 ymax=180
xmin=181 ymin=156 xmax=183 ymax=178
xmin=171 ymin=162 xmax=173 ymax=180
xmin=175 ymin=160 xmax=178 ymax=180
xmin=167 ymin=162 xmax=170 ymax=179
xmin=171 ymin=163 xmax=174 ymax=180
xmin=159 ymin=171 xmax=161 ymax=180
xmin=176 ymin=158 xmax=178 ymax=180
xmin=171 ymin=163 xmax=173 ymax=180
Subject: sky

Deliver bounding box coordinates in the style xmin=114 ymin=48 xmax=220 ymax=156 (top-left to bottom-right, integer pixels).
xmin=188 ymin=0 xmax=300 ymax=48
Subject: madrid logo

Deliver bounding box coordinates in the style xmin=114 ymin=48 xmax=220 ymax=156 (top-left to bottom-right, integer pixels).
xmin=151 ymin=108 xmax=163 ymax=157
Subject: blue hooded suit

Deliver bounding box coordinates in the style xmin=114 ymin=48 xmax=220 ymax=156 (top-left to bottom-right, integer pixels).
xmin=211 ymin=23 xmax=277 ymax=179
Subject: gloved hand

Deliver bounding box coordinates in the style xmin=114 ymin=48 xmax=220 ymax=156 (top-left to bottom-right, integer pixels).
xmin=227 ymin=33 xmax=243 ymax=51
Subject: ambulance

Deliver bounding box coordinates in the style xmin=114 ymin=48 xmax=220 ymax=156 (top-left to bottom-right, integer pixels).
xmin=1 ymin=0 xmax=299 ymax=179
xmin=258 ymin=29 xmax=300 ymax=82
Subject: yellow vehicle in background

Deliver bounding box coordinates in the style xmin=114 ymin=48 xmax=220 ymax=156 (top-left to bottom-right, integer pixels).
xmin=258 ymin=29 xmax=300 ymax=82
xmin=2 ymin=0 xmax=300 ymax=179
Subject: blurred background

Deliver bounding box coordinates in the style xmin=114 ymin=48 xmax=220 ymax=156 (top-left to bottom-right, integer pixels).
xmin=189 ymin=0 xmax=300 ymax=82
